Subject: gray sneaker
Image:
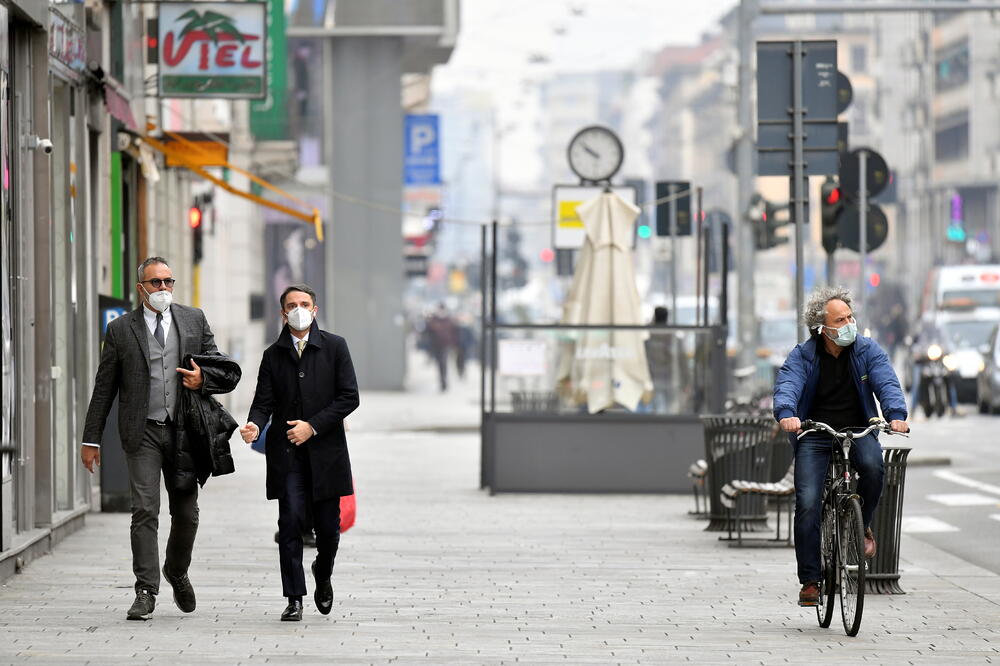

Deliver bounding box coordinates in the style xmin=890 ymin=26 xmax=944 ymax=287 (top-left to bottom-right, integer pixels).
xmin=127 ymin=589 xmax=156 ymax=621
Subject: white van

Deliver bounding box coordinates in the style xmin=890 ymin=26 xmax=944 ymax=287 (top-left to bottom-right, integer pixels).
xmin=920 ymin=265 xmax=1000 ymax=318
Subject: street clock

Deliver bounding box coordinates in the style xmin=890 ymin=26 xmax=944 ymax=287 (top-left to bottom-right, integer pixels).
xmin=566 ymin=125 xmax=624 ymax=183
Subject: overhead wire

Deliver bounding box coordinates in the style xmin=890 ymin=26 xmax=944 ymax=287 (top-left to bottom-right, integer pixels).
xmin=157 ymin=102 xmax=698 ymax=229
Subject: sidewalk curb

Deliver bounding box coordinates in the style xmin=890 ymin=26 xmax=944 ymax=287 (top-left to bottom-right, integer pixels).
xmin=906 ymin=455 xmax=952 ymax=467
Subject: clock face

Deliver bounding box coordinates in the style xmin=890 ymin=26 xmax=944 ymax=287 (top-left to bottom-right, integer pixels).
xmin=567 ymin=126 xmax=624 ymax=182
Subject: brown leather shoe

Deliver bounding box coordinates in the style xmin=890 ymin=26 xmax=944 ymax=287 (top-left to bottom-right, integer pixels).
xmin=798 ymin=582 xmax=820 ymax=606
xmin=864 ymin=528 xmax=877 ymax=559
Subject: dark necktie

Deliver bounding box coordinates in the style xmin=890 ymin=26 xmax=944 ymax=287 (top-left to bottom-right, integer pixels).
xmin=154 ymin=313 xmax=165 ymax=348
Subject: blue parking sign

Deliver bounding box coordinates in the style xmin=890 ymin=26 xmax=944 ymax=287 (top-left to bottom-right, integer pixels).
xmin=404 ymin=114 xmax=440 ymax=186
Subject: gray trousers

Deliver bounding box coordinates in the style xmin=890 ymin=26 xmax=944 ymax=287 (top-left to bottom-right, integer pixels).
xmin=125 ymin=421 xmax=199 ymax=594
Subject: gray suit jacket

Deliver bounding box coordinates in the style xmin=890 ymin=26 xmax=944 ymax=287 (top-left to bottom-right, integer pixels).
xmin=83 ymin=304 xmax=219 ymax=452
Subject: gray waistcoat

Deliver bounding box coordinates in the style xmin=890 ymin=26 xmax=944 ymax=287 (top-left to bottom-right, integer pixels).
xmin=146 ymin=317 xmax=180 ymax=422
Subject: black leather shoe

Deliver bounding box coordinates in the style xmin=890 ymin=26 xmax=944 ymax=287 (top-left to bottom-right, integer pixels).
xmin=127 ymin=589 xmax=156 ymax=621
xmin=163 ymin=565 xmax=196 ymax=613
xmin=312 ymin=561 xmax=333 ymax=615
xmin=280 ymin=599 xmax=303 ymax=621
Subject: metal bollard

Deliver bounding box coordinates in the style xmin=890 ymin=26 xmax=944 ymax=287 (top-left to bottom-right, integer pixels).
xmin=867 ymin=445 xmax=911 ymax=594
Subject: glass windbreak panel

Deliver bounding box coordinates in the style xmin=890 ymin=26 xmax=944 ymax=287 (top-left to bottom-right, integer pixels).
xmin=492 ymin=326 xmax=715 ymax=416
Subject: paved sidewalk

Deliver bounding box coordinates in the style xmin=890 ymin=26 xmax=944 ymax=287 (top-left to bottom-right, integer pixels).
xmin=1 ymin=388 xmax=999 ymax=664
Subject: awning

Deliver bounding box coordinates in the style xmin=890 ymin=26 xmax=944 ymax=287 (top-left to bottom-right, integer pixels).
xmin=104 ymin=84 xmax=140 ymax=131
xmin=141 ymin=123 xmax=323 ymax=241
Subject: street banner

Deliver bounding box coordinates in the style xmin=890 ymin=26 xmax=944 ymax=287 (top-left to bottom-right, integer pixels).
xmin=158 ymin=2 xmax=267 ymax=99
xmin=404 ymin=114 xmax=441 ymax=186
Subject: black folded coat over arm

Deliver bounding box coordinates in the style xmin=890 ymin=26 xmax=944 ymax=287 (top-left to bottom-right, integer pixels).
xmin=175 ymin=353 xmax=242 ymax=491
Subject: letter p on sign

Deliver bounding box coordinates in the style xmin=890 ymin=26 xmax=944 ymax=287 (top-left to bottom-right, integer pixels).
xmin=411 ymin=125 xmax=435 ymax=153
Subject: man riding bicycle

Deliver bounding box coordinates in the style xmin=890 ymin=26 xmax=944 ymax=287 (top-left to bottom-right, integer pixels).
xmin=772 ymin=286 xmax=909 ymax=606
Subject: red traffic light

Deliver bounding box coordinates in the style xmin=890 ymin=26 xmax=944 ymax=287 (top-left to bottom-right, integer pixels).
xmin=824 ymin=187 xmax=841 ymax=206
xmin=869 ymin=273 xmax=880 ymax=287
xmin=188 ymin=206 xmax=202 ymax=229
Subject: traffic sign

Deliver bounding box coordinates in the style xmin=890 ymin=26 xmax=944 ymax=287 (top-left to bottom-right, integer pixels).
xmin=756 ymin=40 xmax=840 ymax=176
xmin=404 ymin=114 xmax=441 ymax=186
xmin=837 ymin=202 xmax=888 ymax=252
xmin=840 ymin=147 xmax=889 ymax=199
xmin=836 ymin=70 xmax=853 ymax=114
xmin=655 ymin=181 xmax=692 ymax=237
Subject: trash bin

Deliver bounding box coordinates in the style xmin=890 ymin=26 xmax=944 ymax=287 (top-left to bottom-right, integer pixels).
xmin=700 ymin=415 xmax=775 ymax=533
xmin=867 ymin=445 xmax=911 ymax=594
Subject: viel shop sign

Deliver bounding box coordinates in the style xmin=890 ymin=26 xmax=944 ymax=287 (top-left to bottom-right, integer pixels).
xmin=158 ymin=2 xmax=267 ymax=98
xmin=404 ymin=114 xmax=441 ymax=186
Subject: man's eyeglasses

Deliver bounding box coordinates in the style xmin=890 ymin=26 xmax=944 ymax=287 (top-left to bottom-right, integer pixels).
xmin=140 ymin=278 xmax=176 ymax=288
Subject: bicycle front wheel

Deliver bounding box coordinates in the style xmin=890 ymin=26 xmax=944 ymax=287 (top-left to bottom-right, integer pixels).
xmin=816 ymin=495 xmax=836 ymax=628
xmin=837 ymin=497 xmax=866 ymax=636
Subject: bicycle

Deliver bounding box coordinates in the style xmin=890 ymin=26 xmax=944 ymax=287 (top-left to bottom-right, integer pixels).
xmin=797 ymin=418 xmax=908 ymax=637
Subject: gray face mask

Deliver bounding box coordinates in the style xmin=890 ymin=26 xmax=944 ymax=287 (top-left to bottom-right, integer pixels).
xmin=824 ymin=321 xmax=858 ymax=347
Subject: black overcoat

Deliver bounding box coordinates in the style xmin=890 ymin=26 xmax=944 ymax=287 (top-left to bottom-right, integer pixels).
xmin=247 ymin=322 xmax=359 ymax=501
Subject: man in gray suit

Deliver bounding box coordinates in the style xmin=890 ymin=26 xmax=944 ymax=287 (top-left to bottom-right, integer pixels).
xmin=81 ymin=257 xmax=220 ymax=620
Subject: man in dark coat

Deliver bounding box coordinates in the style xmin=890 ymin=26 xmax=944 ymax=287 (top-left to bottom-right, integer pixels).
xmin=241 ymin=283 xmax=359 ymax=621
xmin=81 ymin=257 xmax=221 ymax=621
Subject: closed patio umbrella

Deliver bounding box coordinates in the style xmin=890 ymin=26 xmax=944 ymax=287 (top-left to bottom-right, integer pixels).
xmin=556 ymin=191 xmax=652 ymax=413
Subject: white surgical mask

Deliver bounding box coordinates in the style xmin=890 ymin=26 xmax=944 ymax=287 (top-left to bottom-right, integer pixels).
xmin=141 ymin=284 xmax=173 ymax=313
xmin=824 ymin=321 xmax=858 ymax=347
xmin=287 ymin=306 xmax=314 ymax=331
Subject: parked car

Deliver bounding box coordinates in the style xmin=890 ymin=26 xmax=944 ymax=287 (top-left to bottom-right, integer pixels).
xmin=976 ymin=323 xmax=1000 ymax=413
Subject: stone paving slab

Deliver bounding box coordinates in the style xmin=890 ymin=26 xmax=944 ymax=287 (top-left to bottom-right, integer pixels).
xmin=2 ymin=391 xmax=999 ymax=663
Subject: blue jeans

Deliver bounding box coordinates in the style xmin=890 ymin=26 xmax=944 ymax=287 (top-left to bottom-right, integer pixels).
xmin=793 ymin=433 xmax=884 ymax=584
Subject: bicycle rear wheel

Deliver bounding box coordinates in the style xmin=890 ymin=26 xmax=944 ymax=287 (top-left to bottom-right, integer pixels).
xmin=816 ymin=496 xmax=836 ymax=628
xmin=838 ymin=497 xmax=866 ymax=636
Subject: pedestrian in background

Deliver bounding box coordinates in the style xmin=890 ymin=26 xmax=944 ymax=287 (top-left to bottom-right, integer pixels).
xmin=240 ymin=284 xmax=359 ymax=622
xmin=81 ymin=257 xmax=226 ymax=621
xmin=425 ymin=303 xmax=457 ymax=391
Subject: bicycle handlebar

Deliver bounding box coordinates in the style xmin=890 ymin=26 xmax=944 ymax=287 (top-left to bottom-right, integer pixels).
xmin=797 ymin=419 xmax=909 ymax=441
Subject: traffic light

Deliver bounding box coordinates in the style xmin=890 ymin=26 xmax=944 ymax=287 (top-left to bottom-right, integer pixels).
xmin=146 ymin=18 xmax=158 ymax=65
xmin=749 ymin=193 xmax=789 ymax=250
xmin=820 ymin=177 xmax=843 ymax=255
xmin=189 ymin=204 xmax=203 ymax=264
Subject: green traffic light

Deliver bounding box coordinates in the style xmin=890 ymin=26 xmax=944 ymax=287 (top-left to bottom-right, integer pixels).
xmin=637 ymin=225 xmax=652 ymax=239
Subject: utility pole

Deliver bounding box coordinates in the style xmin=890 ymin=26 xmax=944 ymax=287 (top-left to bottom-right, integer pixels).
xmin=736 ymin=0 xmax=759 ymax=372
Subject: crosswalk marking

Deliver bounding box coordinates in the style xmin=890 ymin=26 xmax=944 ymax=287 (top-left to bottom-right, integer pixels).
xmin=991 ymin=515 xmax=1000 ymax=523
xmin=927 ymin=493 xmax=1000 ymax=507
xmin=933 ymin=470 xmax=1000 ymax=497
xmin=902 ymin=516 xmax=960 ymax=533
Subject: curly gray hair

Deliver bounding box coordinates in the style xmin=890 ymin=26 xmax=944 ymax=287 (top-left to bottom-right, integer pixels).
xmin=803 ymin=285 xmax=854 ymax=331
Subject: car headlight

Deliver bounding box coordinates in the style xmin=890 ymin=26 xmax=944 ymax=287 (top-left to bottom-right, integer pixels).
xmin=927 ymin=344 xmax=943 ymax=361
xmin=942 ymin=354 xmax=959 ymax=371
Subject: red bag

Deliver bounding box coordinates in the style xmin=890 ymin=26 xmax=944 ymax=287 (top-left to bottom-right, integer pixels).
xmin=339 ymin=485 xmax=356 ymax=533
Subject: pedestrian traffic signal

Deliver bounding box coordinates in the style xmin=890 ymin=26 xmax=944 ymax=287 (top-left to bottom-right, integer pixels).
xmin=820 ymin=177 xmax=843 ymax=255
xmin=188 ymin=205 xmax=203 ymax=229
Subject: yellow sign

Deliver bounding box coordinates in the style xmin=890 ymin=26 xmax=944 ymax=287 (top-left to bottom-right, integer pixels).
xmin=558 ymin=200 xmax=585 ymax=228
xmin=552 ymin=185 xmax=638 ymax=249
